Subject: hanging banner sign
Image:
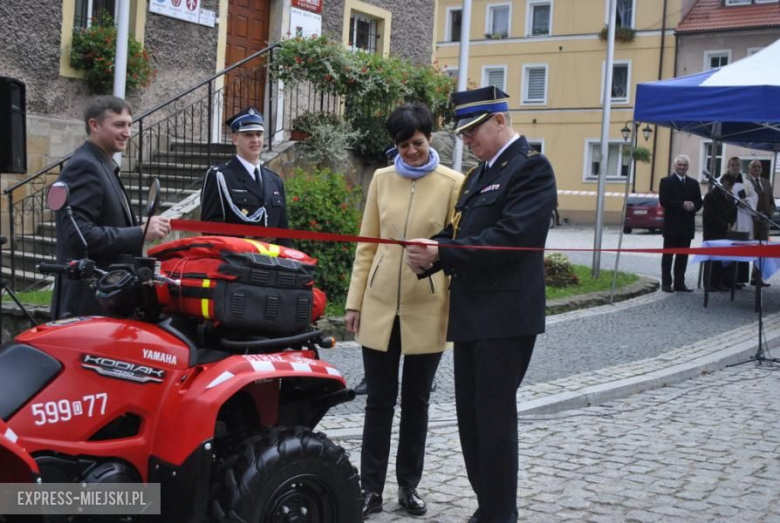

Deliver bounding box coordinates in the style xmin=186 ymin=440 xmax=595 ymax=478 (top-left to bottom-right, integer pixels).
xmin=150 ymin=0 xmax=203 ymax=25
xmin=290 ymin=0 xmax=322 ymax=37
xmin=292 ymin=0 xmax=322 ymax=14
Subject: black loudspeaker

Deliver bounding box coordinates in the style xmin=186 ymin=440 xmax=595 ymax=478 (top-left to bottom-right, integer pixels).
xmin=0 ymin=77 xmax=27 ymax=174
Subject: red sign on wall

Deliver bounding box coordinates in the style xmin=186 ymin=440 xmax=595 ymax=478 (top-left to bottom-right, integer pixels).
xmin=292 ymin=0 xmax=322 ymax=14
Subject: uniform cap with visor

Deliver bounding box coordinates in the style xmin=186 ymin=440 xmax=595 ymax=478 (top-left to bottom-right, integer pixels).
xmin=451 ymin=86 xmax=510 ymax=135
xmin=226 ymin=107 xmax=265 ymax=133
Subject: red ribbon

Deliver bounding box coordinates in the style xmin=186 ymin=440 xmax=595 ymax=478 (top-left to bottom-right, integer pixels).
xmin=170 ymin=219 xmax=780 ymax=258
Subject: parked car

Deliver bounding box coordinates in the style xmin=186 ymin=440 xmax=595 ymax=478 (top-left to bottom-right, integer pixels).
xmin=624 ymin=195 xmax=664 ymax=234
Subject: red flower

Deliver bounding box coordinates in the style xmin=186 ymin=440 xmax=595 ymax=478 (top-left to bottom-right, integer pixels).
xmin=340 ymin=203 xmax=348 ymax=210
xmin=293 ymin=196 xmax=300 ymax=202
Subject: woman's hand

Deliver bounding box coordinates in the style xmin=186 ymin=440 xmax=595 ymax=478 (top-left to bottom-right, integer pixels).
xmin=345 ymin=310 xmax=361 ymax=334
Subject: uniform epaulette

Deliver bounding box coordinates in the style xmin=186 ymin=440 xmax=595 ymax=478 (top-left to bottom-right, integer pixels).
xmin=527 ymin=149 xmax=540 ymax=157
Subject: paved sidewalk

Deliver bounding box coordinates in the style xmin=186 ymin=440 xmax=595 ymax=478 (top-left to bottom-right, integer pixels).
xmin=337 ymin=362 xmax=780 ymax=522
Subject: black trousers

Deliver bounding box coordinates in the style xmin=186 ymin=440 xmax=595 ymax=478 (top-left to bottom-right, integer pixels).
xmin=454 ymin=336 xmax=536 ymax=523
xmin=360 ymin=317 xmax=442 ymax=494
xmin=661 ymin=236 xmax=692 ymax=288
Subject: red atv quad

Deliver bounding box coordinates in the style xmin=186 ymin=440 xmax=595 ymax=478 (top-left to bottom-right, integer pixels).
xmin=0 ymin=181 xmax=362 ymax=522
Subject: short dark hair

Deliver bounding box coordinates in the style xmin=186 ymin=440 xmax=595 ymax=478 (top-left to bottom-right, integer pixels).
xmin=386 ymin=103 xmax=433 ymax=144
xmin=720 ymin=173 xmax=736 ymax=186
xmin=84 ymin=96 xmax=132 ymax=135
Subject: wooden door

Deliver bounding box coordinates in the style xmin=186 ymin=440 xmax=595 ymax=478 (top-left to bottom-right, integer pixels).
xmin=224 ymin=0 xmax=271 ymax=127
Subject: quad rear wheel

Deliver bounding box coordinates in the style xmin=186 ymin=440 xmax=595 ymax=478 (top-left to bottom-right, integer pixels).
xmin=211 ymin=426 xmax=362 ymax=523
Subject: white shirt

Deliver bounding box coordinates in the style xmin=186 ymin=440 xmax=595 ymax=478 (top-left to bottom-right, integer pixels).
xmin=236 ymin=154 xmax=262 ymax=181
xmin=487 ymin=133 xmax=520 ymax=169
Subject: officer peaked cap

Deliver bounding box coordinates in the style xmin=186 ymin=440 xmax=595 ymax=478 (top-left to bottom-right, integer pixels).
xmin=451 ymin=86 xmax=510 ymax=134
xmin=226 ymin=107 xmax=265 ymax=133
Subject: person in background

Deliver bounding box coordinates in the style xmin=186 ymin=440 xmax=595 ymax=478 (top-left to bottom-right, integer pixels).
xmin=722 ymin=156 xmax=756 ymax=287
xmin=406 ymin=86 xmax=557 ymax=523
xmin=659 ymin=154 xmax=703 ymax=293
xmin=746 ymin=159 xmax=775 ymax=286
xmin=345 ymin=103 xmax=463 ymax=519
xmin=702 ymin=173 xmax=737 ymax=291
xmin=52 ymin=96 xmax=170 ymax=319
xmin=200 ymin=106 xmax=290 ymax=246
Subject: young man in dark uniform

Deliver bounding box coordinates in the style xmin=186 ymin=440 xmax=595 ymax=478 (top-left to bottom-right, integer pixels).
xmin=407 ymin=86 xmax=557 ymax=523
xmin=200 ymin=107 xmax=290 ymax=246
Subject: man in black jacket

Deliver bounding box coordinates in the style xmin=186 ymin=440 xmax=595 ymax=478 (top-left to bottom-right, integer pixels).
xmin=52 ymin=96 xmax=171 ymax=319
xmin=200 ymin=107 xmax=290 ymax=246
xmin=407 ymin=87 xmax=557 ymax=523
xmin=703 ymin=174 xmax=737 ymax=291
xmin=659 ymin=154 xmax=703 ymax=293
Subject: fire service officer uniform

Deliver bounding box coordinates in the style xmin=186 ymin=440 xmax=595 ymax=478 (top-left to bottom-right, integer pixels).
xmin=411 ymin=87 xmax=557 ymax=523
xmin=200 ymin=107 xmax=290 ymax=246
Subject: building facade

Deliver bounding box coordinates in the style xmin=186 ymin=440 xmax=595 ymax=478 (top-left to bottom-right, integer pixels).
xmin=434 ymin=0 xmax=683 ymax=223
xmin=0 ymin=0 xmax=436 ymax=182
xmin=674 ymin=0 xmax=780 ymax=189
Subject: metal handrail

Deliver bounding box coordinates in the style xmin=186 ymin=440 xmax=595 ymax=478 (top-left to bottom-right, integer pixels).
xmin=3 ymin=42 xmax=281 ymax=197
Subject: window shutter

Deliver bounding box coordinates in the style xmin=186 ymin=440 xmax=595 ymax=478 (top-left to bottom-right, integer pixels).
xmin=527 ymin=68 xmax=546 ymax=101
xmin=487 ymin=69 xmax=505 ymax=89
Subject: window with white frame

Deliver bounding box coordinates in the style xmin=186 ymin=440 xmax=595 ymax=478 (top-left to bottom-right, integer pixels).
xmin=704 ymin=50 xmax=730 ymax=70
xmin=701 ymin=141 xmax=724 ymax=180
xmin=522 ymin=64 xmax=548 ymax=105
xmin=606 ymin=61 xmax=630 ymax=103
xmin=483 ymin=66 xmax=506 ymax=90
xmin=349 ymin=13 xmax=379 ymax=53
xmin=615 ymin=0 xmax=634 ymax=29
xmin=445 ymin=68 xmax=459 ymax=80
xmin=527 ymin=1 xmax=552 ymax=36
xmin=487 ymin=4 xmax=511 ymax=38
xmin=447 ymin=8 xmax=462 ymax=42
xmin=586 ymin=141 xmax=631 ymax=180
xmin=74 ymin=0 xmax=117 ymax=29
xmin=754 ymin=0 xmax=780 ymax=3
xmin=747 ymin=47 xmax=764 ymax=56
xmin=725 ymin=0 xmax=752 ymax=5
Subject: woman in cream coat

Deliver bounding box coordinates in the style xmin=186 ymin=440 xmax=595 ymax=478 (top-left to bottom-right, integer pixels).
xmin=345 ymin=103 xmax=463 ymax=519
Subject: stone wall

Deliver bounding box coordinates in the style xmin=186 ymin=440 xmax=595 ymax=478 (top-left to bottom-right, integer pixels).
xmin=0 ymin=0 xmax=220 ymax=121
xmin=321 ymin=0 xmax=435 ymax=64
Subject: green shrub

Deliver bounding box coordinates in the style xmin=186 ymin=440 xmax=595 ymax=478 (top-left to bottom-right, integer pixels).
xmin=286 ymin=167 xmax=363 ymax=306
xmin=544 ymin=252 xmax=580 ymax=288
xmin=271 ymin=35 xmax=455 ymax=160
xmin=70 ymin=14 xmax=154 ymax=94
xmin=346 ymin=114 xmax=391 ymax=161
xmin=298 ymin=116 xmax=363 ymax=167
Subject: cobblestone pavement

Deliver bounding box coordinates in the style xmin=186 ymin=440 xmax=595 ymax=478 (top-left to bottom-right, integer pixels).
xmin=321 ymin=226 xmax=780 ymax=416
xmin=336 ymin=363 xmax=780 ymax=522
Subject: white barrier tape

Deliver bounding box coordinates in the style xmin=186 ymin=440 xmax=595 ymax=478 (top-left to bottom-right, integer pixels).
xmin=558 ymin=189 xmax=657 ymax=198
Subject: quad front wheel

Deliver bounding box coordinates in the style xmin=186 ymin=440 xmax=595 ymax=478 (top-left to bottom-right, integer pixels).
xmin=211 ymin=426 xmax=362 ymax=523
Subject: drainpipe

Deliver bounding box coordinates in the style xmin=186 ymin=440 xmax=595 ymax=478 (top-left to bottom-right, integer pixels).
xmin=113 ymin=0 xmax=130 ymax=166
xmin=649 ymin=0 xmax=669 ymax=192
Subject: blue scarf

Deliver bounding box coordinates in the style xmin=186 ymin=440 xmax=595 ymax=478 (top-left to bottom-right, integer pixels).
xmin=394 ymin=148 xmax=440 ymax=180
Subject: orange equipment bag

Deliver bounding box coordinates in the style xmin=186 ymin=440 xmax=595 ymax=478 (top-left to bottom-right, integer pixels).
xmin=148 ymin=236 xmax=327 ymax=334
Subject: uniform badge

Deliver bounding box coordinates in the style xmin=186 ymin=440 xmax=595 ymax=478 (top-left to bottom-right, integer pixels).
xmin=480 ymin=184 xmax=501 ymax=193
xmin=241 ymin=208 xmax=249 ymax=215
xmin=249 ymin=108 xmax=256 ymax=116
